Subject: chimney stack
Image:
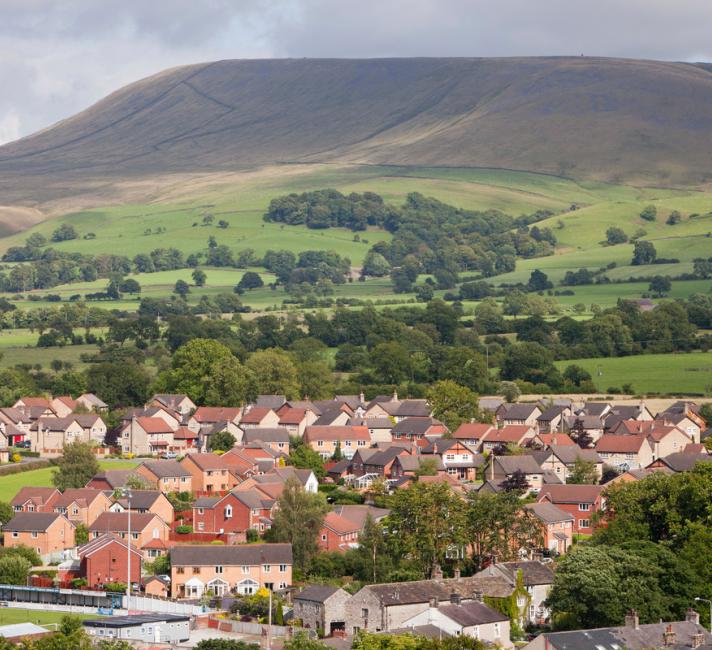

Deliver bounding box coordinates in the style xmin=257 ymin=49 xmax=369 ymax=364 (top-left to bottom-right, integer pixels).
xmin=690 ymin=633 xmax=704 ymax=649
xmin=429 ymin=597 xmax=439 ymax=609
xmin=625 ymin=610 xmax=640 ymax=630
xmin=450 ymin=593 xmax=462 ymax=605
xmin=663 ymin=624 xmax=676 ymax=646
xmin=454 ymin=567 xmax=461 ymax=580
xmin=473 ymin=590 xmax=484 ymax=603
xmin=431 ymin=564 xmax=443 ymax=581
xmin=686 ymin=608 xmax=701 ymax=626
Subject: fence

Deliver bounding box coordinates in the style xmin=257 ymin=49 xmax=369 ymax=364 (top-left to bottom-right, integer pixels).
xmin=208 ymin=616 xmax=288 ymax=637
xmin=126 ymin=594 xmax=205 ymax=616
xmin=169 ymin=531 xmax=245 ymax=545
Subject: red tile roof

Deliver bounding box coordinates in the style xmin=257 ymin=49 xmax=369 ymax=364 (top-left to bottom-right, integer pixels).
xmin=483 ymin=425 xmax=534 ymax=443
xmin=538 ymin=484 xmax=604 ymax=504
xmin=322 ymin=511 xmax=360 ymax=535
xmin=135 ymin=417 xmax=175 ymax=434
xmin=535 ymin=433 xmax=576 ymax=447
xmin=595 ymin=434 xmax=650 ymax=453
xmin=193 ymin=407 xmax=242 ymax=423
xmin=279 ymin=408 xmax=307 ymax=425
xmin=240 ymin=407 xmax=274 ymax=424
xmin=452 ymin=423 xmax=494 ymax=439
xmin=304 ymin=425 xmax=370 ymax=442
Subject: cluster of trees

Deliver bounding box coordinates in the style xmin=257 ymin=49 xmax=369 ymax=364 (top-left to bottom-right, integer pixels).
xmin=548 ymin=463 xmax=712 ymax=630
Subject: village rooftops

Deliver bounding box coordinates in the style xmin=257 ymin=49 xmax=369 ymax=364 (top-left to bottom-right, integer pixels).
xmin=255 ymin=395 xmax=287 ymax=410
xmin=437 ymin=601 xmax=510 ymax=626
xmin=242 ymin=428 xmax=290 ymax=444
xmin=525 ymin=502 xmax=574 ymax=525
xmin=538 ymin=484 xmax=603 ymax=504
xmin=361 ymin=575 xmax=514 ymax=605
xmin=140 ymin=460 xmax=191 ymax=478
xmin=3 ymin=512 xmax=67 ymax=532
xmin=649 ymin=452 xmax=712 ymax=472
xmin=11 ymin=487 xmax=60 ymax=508
xmin=295 ymin=585 xmax=341 ymax=603
xmin=595 ymin=434 xmax=649 ymax=453
xmin=89 ymin=512 xmax=159 ymax=533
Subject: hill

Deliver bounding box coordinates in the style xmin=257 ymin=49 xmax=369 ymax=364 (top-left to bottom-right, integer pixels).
xmin=2 ymin=56 xmax=712 ymax=226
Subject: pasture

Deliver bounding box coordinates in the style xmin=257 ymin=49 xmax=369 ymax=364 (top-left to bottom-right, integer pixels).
xmin=554 ymin=351 xmax=712 ymax=395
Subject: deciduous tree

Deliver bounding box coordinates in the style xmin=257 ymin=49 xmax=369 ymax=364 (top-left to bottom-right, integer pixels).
xmin=52 ymin=441 xmax=100 ymax=490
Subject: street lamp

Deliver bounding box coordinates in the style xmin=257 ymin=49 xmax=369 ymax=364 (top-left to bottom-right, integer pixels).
xmin=694 ymin=598 xmax=712 ymax=634
xmin=121 ymin=488 xmax=132 ymax=612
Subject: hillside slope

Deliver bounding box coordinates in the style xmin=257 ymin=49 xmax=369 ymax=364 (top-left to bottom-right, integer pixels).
xmin=1 ymin=57 xmax=712 ymax=208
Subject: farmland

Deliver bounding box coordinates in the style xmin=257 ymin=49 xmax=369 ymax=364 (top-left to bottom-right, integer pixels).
xmin=554 ymin=351 xmax=712 ymax=395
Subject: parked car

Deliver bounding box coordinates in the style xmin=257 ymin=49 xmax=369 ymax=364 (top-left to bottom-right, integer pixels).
xmin=14 ymin=441 xmax=31 ymax=449
xmin=161 ymin=451 xmax=177 ymax=459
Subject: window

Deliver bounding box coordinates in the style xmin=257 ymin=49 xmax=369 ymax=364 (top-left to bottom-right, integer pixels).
xmin=578 ymin=503 xmax=591 ymax=511
xmin=176 ymin=567 xmax=185 ymax=574
xmin=344 ymin=440 xmax=352 ymax=447
xmin=279 ymin=564 xmax=287 ymax=573
xmin=446 ymin=454 xmax=455 ymax=461
xmin=31 ymin=532 xmax=38 ymax=539
xmin=132 ymin=532 xmax=139 ymax=540
xmin=197 ymin=522 xmax=205 ymax=531
xmin=494 ymin=623 xmax=501 ymax=638
xmin=225 ymin=505 xmax=232 ymax=519
xmin=192 ymin=567 xmax=200 ymax=574
xmin=317 ymin=440 xmax=324 ymax=447
xmin=263 ymin=565 xmax=271 ymax=572
xmin=28 ymin=505 xmax=35 ymax=512
xmin=72 ymin=508 xmax=79 ymax=516
xmin=242 ymin=566 xmax=250 ymax=574
xmin=11 ymin=532 xmax=18 ymax=538
xmin=579 ymin=519 xmax=590 ymax=528
xmin=197 ymin=508 xmax=204 ymax=515
xmin=361 ymin=609 xmax=369 ymax=619
xmin=357 ymin=440 xmax=366 ymax=447
xmin=216 ymin=565 xmax=223 ymax=574
xmin=321 ymin=534 xmax=327 ymax=541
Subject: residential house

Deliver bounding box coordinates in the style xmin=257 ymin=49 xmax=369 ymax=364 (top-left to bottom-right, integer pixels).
xmin=148 ymin=394 xmax=196 ymax=417
xmin=452 ymin=423 xmax=495 ymax=449
xmin=30 ymin=417 xmax=91 ymax=456
xmin=391 ymin=418 xmax=447 ymax=445
xmin=172 ymin=427 xmax=200 ymax=453
xmin=646 ymin=452 xmax=712 ymax=473
xmin=481 ymin=425 xmax=537 ymax=452
xmin=88 ymin=512 xmax=169 ymax=559
xmin=389 ymin=454 xmax=445 ymax=479
xmin=595 ymin=434 xmax=654 ymax=470
xmin=521 ymin=609 xmax=710 ymax=650
xmin=352 ymin=447 xmax=410 ymax=478
xmin=255 ymin=395 xmax=288 ymax=411
xmin=170 ymin=543 xmax=292 ymax=598
xmin=524 ymin=502 xmax=574 ymax=556
xmin=75 ymin=534 xmax=142 ymax=590
xmin=537 ymin=484 xmax=605 ymax=536
xmin=11 ymin=487 xmax=61 ymax=514
xmin=400 ymin=597 xmax=512 ymax=648
xmin=2 ymin=512 xmax=75 ymax=561
xmin=530 ymin=433 xmax=576 ymax=449
xmin=277 ymin=407 xmax=316 ymax=438
xmin=498 ymin=404 xmax=542 ymax=429
xmin=421 ymin=439 xmax=484 ymax=481
xmin=392 ymin=400 xmax=432 ymax=422
xmin=120 ymin=416 xmax=177 ymax=456
xmin=137 ymin=460 xmax=193 ymax=493
xmin=109 ymin=490 xmax=174 ymax=525
xmin=50 ymin=396 xmax=77 ymax=418
xmin=76 ymin=393 xmax=108 ymax=413
xmin=52 ymin=489 xmax=112 ymax=527
xmin=532 ymin=446 xmax=603 ymax=482
xmin=0 ymin=408 xmax=31 ymax=445
xmin=304 ymin=425 xmax=370 ymax=460
xmin=144 ymin=576 xmax=170 ymax=598
xmin=656 ymin=401 xmax=706 ymax=443
xmin=13 ymin=396 xmax=52 ymax=412
xmin=85 ymin=470 xmax=142 ymax=491
xmin=190 ymin=406 xmax=242 ymax=450
xmin=254 ymin=466 xmax=319 ymax=493
xmin=488 ymin=456 xmax=544 ymax=493
xmin=478 ymin=398 xmax=504 ymax=415
xmin=192 ymin=488 xmax=276 ymax=535
xmin=293 ymin=585 xmax=351 ymax=635
xmin=603 ymin=404 xmax=654 ymax=431
xmin=180 ymin=453 xmax=242 ymax=494
xmin=349 ymin=417 xmax=393 ymax=444
xmin=239 ymin=407 xmax=280 ymax=430
xmin=242 ymin=427 xmax=290 ymax=454
xmin=536 ymin=406 xmax=572 ymax=434
xmin=473 ymin=561 xmax=555 ymax=627
xmin=312 ymin=405 xmax=353 ymax=427
xmin=563 ymin=415 xmax=605 ymax=444
xmin=319 ymin=505 xmax=390 ymax=553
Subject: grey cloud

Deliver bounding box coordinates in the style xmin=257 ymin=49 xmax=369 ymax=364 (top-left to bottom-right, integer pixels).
xmin=1 ymin=0 xmax=712 ymax=144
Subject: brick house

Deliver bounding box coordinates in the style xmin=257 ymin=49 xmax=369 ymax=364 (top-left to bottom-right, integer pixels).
xmin=52 ymin=489 xmax=112 ymax=527
xmin=2 ymin=512 xmax=75 ymax=561
xmin=421 ymin=439 xmax=484 ymax=481
xmin=537 ymin=484 xmax=605 ymax=536
xmin=304 ymin=426 xmax=370 ymax=460
xmin=89 ymin=512 xmax=169 ymax=559
xmin=180 ymin=453 xmax=241 ymax=494
xmin=525 ymin=502 xmax=574 ymax=555
xmin=389 ymin=454 xmax=446 ymax=479
xmin=319 ymin=511 xmax=361 ymax=552
xmin=531 ymin=446 xmax=603 ymax=482
xmin=239 ymin=407 xmax=280 ymax=430
xmin=85 ymin=470 xmax=142 ymax=491
xmin=452 ymin=423 xmax=495 ymax=449
xmin=30 ymin=417 xmax=92 ymax=456
xmin=192 ymin=489 xmax=276 ymax=535
xmin=391 ymin=418 xmax=447 ymax=445
xmin=595 ymin=434 xmax=654 ymax=470
xmin=481 ymin=425 xmax=537 ymax=451
xmin=11 ymin=487 xmax=61 ymax=513
xmin=120 ymin=416 xmax=177 ymax=457
xmin=293 ymin=585 xmax=351 ymax=634
xmin=170 ymin=543 xmax=292 ymax=598
xmin=109 ymin=490 xmax=175 ymax=525
xmin=488 ymin=456 xmax=544 ymax=493
xmin=137 ymin=460 xmax=193 ymax=493
xmin=277 ymin=407 xmax=316 ymax=437
xmin=242 ymin=428 xmax=291 ymax=454
xmin=76 ymin=533 xmax=142 ymax=590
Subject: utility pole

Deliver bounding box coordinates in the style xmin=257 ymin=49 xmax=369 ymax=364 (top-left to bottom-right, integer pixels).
xmin=122 ymin=488 xmax=133 ymax=613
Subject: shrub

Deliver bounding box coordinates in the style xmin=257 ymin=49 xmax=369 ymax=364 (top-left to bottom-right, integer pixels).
xmin=176 ymin=525 xmax=193 ymax=534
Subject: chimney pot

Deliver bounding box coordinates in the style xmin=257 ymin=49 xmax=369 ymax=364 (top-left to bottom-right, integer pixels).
xmin=691 ymin=633 xmax=704 ymax=649
xmin=663 ymin=625 xmax=676 ymax=647
xmin=450 ymin=593 xmax=461 ymax=605
xmin=625 ymin=610 xmax=640 ymax=630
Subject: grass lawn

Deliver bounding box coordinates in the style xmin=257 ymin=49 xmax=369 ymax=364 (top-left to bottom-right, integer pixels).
xmin=0 ymin=608 xmax=99 ymax=626
xmin=0 ymin=460 xmax=140 ymax=501
xmin=554 ymin=351 xmax=712 ymax=395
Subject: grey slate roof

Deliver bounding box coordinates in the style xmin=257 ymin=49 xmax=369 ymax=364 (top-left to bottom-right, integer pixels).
xmin=295 ymin=585 xmax=340 ymax=603
xmin=525 ymin=502 xmax=574 ymax=524
xmin=255 ymin=395 xmax=287 ymax=410
xmin=171 ymin=543 xmax=292 ymax=566
xmin=438 ymin=601 xmax=509 ymax=626
xmin=141 ymin=460 xmax=191 ymax=478
xmin=364 ymin=575 xmax=514 ymax=606
xmin=392 ymin=417 xmax=441 ymax=435
xmin=3 ymin=512 xmax=63 ymax=532
xmin=502 ymin=404 xmax=540 ymax=420
xmin=546 ymin=446 xmax=602 ymax=465
xmin=242 ymin=427 xmax=290 ymax=444
xmin=395 ymin=400 xmax=431 ymax=418
xmin=652 ymin=452 xmax=712 ymax=472
xmin=494 ymin=455 xmax=543 ymax=475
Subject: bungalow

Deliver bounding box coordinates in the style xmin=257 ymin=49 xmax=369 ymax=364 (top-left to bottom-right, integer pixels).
xmin=180 ymin=453 xmax=243 ymax=494
xmin=75 ymin=534 xmax=142 ymax=590
xmin=148 ymin=394 xmax=196 ymax=417
xmin=481 ymin=425 xmax=537 ymax=452
xmin=109 ymin=490 xmax=174 ymax=525
xmin=11 ymin=487 xmax=61 ymax=513
xmin=595 ymin=434 xmax=654 ymax=470
xmin=532 ymin=446 xmax=603 ymax=482
xmin=52 ymin=489 xmax=112 ymax=527
xmin=400 ymin=598 xmax=512 ymax=647
xmin=137 ymin=460 xmax=193 ymax=493
xmin=170 ymin=543 xmax=292 ymax=598
xmin=2 ymin=512 xmax=75 ymax=561
xmin=391 ymin=418 xmax=447 ymax=445
xmin=293 ymin=585 xmax=351 ymax=635
xmin=488 ymin=455 xmax=544 ymax=493
xmin=88 ymin=512 xmax=170 ymax=559
xmin=304 ymin=425 xmax=370 ymax=460
xmin=525 ymin=502 xmax=574 ymax=556
xmin=452 ymin=423 xmax=495 ymax=449
xmin=239 ymin=407 xmax=280 ymax=430
xmin=537 ymin=484 xmax=605 ymax=536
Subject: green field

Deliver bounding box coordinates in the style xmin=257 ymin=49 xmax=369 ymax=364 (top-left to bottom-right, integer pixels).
xmin=554 ymin=351 xmax=712 ymax=395
xmin=0 ymin=608 xmax=100 ymax=626
xmin=0 ymin=460 xmax=140 ymax=501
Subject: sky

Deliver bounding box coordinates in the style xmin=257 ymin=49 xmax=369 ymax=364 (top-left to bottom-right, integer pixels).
xmin=1 ymin=0 xmax=712 ymax=145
